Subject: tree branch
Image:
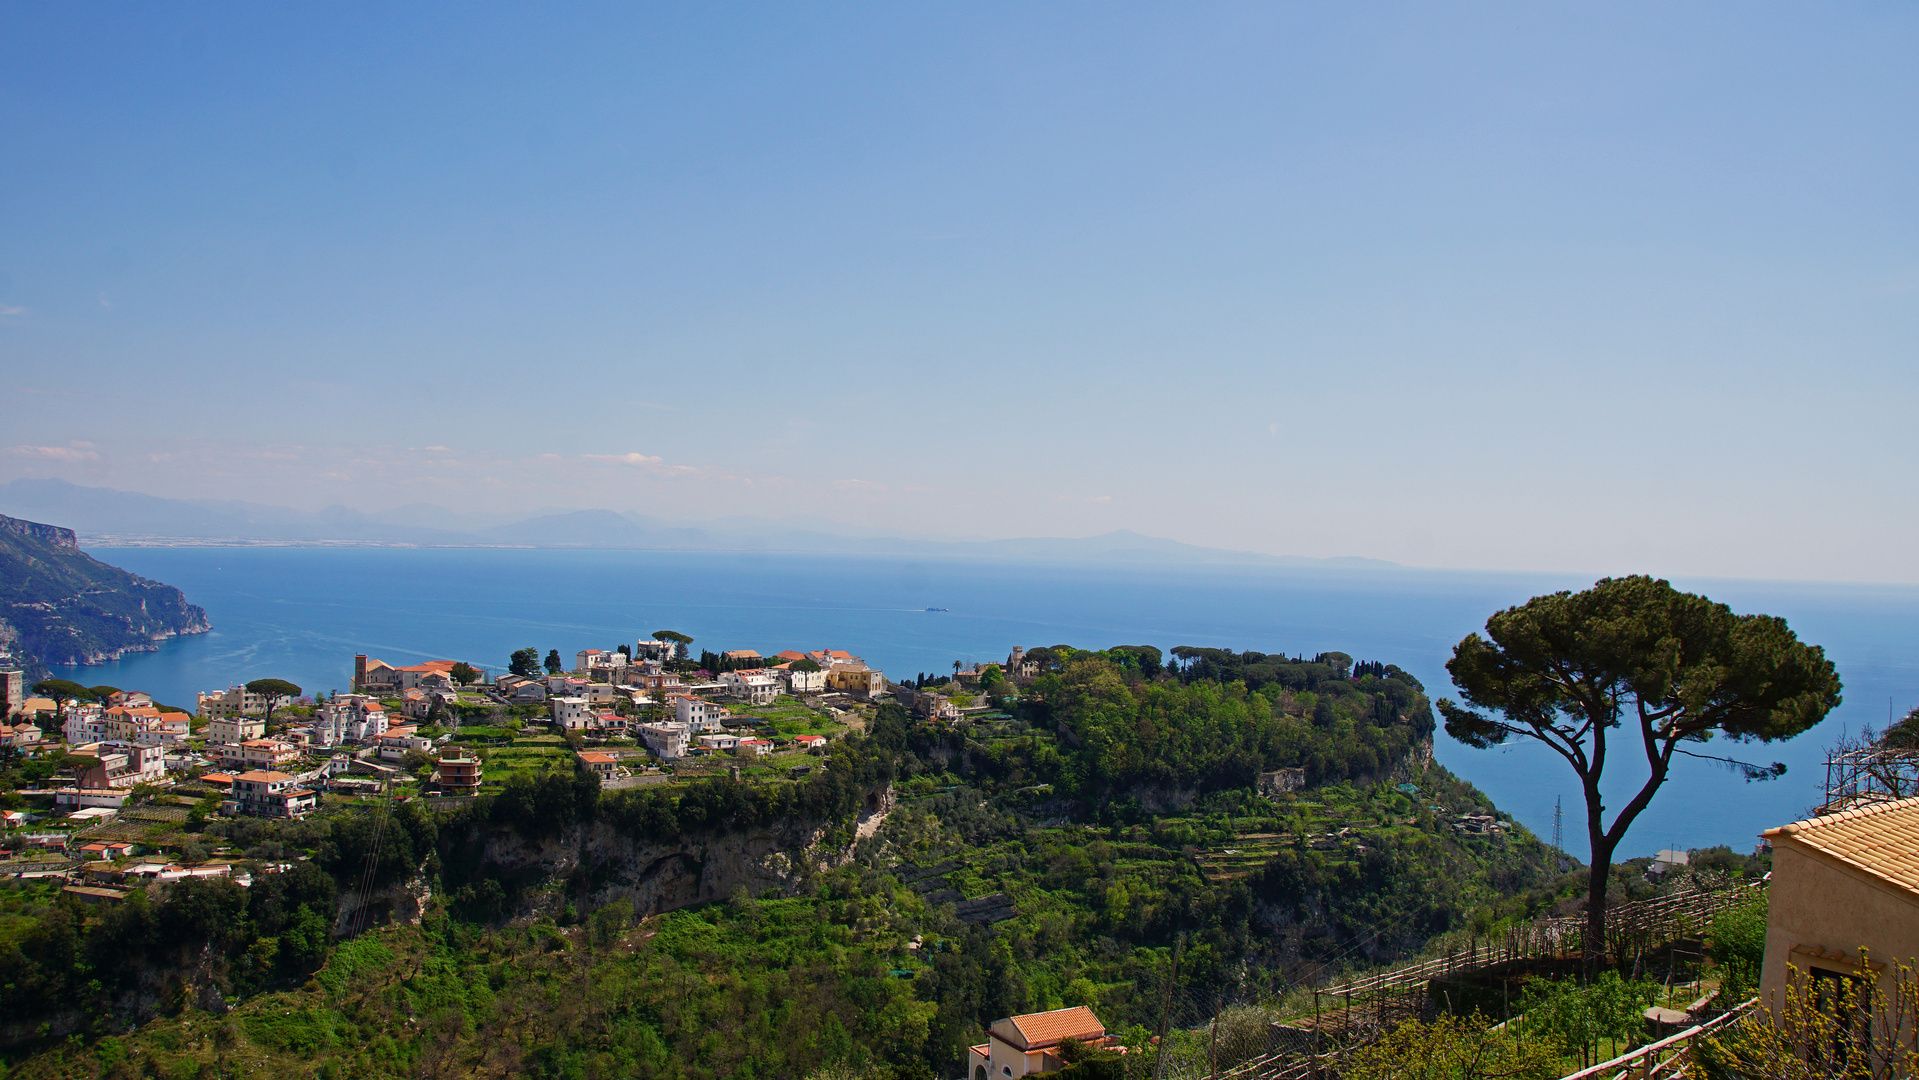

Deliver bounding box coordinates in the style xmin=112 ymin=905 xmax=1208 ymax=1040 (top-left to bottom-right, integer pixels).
xmin=1671 ymin=746 xmax=1787 ymax=781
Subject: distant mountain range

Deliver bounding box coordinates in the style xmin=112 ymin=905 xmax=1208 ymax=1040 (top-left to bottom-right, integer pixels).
xmin=0 ymin=478 xmax=1396 ymax=569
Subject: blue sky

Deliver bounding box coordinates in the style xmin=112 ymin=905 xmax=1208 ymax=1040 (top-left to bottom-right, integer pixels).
xmin=3 ymin=3 xmax=1917 ymax=581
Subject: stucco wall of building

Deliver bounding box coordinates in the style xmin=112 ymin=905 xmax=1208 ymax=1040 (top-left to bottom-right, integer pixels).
xmin=1762 ymin=839 xmax=1919 ymax=1016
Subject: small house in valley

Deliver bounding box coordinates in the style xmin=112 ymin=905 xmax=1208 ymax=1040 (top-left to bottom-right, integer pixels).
xmin=967 ymin=1006 xmax=1112 ymax=1080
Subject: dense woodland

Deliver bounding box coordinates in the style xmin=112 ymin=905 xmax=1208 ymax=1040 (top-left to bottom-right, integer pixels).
xmin=0 ymin=646 xmax=1576 ymax=1080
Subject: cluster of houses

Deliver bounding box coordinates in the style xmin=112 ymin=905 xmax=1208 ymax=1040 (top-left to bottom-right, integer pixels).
xmin=0 ymin=639 xmax=1042 ymax=833
xmin=544 ymin=644 xmax=887 ymax=762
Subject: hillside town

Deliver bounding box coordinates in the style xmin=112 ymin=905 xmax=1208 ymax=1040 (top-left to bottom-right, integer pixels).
xmin=0 ymin=641 xmax=1041 ymax=893
xmin=0 ymin=640 xmax=1043 ymax=913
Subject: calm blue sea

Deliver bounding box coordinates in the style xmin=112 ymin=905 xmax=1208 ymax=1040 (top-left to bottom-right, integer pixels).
xmin=53 ymin=547 xmax=1919 ymax=862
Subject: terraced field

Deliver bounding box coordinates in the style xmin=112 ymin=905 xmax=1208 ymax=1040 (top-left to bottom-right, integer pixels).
xmin=1193 ymin=832 xmax=1295 ymax=882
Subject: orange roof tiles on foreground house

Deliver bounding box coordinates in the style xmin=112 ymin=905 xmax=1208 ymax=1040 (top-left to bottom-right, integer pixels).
xmin=995 ymin=1006 xmax=1107 ymax=1051
xmin=1763 ymin=794 xmax=1919 ymax=898
xmin=970 ymin=1006 xmax=1112 ymax=1079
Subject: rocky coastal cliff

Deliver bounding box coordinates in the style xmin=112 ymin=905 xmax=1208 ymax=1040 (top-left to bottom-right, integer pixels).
xmin=0 ymin=513 xmax=210 ymax=679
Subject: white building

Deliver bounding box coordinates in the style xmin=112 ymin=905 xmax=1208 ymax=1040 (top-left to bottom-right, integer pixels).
xmin=637 ymin=721 xmax=690 ymax=760
xmin=782 ymin=667 xmax=827 ymax=694
xmin=63 ymin=705 xmax=108 ymax=746
xmin=632 ymin=639 xmax=674 ymax=663
xmin=577 ymin=648 xmax=627 ymax=672
xmin=196 ymin=685 xmax=289 ymax=719
xmin=216 ymin=738 xmax=301 ymax=770
xmin=375 ymin=731 xmax=434 ymax=761
xmin=697 ymin=733 xmax=740 ymax=752
xmin=673 ymin=694 xmax=729 ymax=732
xmin=551 ymin=696 xmax=594 ymax=730
xmin=720 ymin=670 xmax=781 ymax=706
xmin=206 ymin=715 xmax=266 ymax=747
xmin=315 ymin=694 xmax=389 ymax=745
xmin=546 ymin=675 xmax=589 ymax=696
xmin=69 ymin=741 xmax=166 ymax=788
xmin=224 ymin=771 xmax=318 ymax=819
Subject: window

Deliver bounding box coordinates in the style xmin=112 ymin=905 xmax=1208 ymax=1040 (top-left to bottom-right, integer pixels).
xmin=1002 ymin=1069 xmax=1013 ymax=1078
xmin=1810 ymin=966 xmax=1873 ymax=1068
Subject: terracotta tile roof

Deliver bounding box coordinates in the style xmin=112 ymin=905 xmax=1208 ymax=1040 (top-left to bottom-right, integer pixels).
xmin=233 ymin=770 xmax=295 ymax=782
xmin=994 ymin=1006 xmax=1106 ymax=1050
xmin=1764 ymin=795 xmax=1919 ymax=898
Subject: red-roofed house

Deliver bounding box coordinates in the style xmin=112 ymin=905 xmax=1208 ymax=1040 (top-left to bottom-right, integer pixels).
xmin=220 ymin=738 xmax=300 ymax=769
xmin=968 ymin=1007 xmax=1112 ymax=1080
xmin=80 ymin=840 xmax=140 ymax=859
xmin=355 ymin=656 xmax=462 ymax=692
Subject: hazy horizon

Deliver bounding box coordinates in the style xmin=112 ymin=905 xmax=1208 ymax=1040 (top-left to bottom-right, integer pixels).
xmin=5 ymin=4 xmax=1917 ymax=582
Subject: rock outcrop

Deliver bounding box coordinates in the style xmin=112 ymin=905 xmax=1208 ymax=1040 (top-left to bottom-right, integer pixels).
xmin=0 ymin=513 xmax=210 ymax=678
xmin=426 ymin=791 xmax=889 ymax=927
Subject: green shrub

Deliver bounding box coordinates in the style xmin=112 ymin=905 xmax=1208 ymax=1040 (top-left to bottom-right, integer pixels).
xmin=1708 ymin=894 xmax=1767 ymax=998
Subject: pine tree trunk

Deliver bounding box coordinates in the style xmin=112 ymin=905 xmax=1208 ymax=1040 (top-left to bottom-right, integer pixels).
xmin=1585 ymin=843 xmax=1611 ymax=978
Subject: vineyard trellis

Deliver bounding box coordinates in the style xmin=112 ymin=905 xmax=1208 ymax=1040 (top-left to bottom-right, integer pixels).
xmin=1823 ymin=744 xmax=1919 ymax=812
xmin=1109 ymin=882 xmax=1762 ymax=1080
xmin=1555 ymin=998 xmax=1756 ymax=1080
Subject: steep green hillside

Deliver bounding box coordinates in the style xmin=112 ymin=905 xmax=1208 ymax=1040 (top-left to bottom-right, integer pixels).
xmin=0 ymin=647 xmax=1560 ymax=1079
xmin=0 ymin=514 xmax=209 ymax=679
